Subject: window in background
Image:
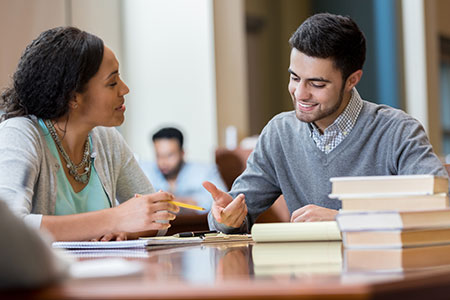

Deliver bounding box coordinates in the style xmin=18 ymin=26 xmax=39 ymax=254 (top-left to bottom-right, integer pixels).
xmin=439 ymin=37 xmax=450 ymax=161
xmin=121 ymin=0 xmax=217 ymax=164
xmin=311 ymin=0 xmax=402 ymax=108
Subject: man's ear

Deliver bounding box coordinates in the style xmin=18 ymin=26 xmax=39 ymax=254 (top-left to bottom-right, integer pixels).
xmin=345 ymin=69 xmax=363 ymax=92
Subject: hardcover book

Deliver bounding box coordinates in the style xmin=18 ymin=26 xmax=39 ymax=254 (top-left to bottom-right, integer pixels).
xmin=342 ymin=227 xmax=450 ymax=248
xmin=339 ymin=193 xmax=449 ymax=211
xmin=336 ymin=209 xmax=450 ymax=231
xmin=329 ymin=175 xmax=448 ymax=197
xmin=344 ymin=244 xmax=450 ymax=272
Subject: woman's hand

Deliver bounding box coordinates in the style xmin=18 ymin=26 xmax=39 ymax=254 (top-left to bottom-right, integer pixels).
xmin=113 ymin=191 xmax=180 ymax=233
xmin=91 ymin=232 xmax=128 ymax=241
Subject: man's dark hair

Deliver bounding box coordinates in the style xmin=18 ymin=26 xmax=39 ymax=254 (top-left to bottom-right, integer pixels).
xmin=152 ymin=127 xmax=184 ymax=149
xmin=0 ymin=26 xmax=104 ymax=121
xmin=289 ymin=13 xmax=366 ymax=80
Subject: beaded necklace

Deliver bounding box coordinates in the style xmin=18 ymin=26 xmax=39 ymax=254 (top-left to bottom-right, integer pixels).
xmin=44 ymin=119 xmax=91 ymax=184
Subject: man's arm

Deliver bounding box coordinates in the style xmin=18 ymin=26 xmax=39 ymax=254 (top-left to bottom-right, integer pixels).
xmin=206 ymin=121 xmax=284 ymax=232
xmin=290 ymin=204 xmax=338 ymax=222
xmin=203 ymin=181 xmax=248 ymax=233
xmin=391 ymin=118 xmax=448 ymax=180
xmin=208 ymin=211 xmax=249 ymax=233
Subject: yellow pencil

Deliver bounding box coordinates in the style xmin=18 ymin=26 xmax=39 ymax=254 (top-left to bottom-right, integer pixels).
xmin=168 ymin=200 xmax=205 ymax=211
xmin=134 ymin=194 xmax=205 ymax=211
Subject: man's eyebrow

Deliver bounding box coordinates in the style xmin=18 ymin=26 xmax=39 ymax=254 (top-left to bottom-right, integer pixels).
xmin=308 ymin=77 xmax=331 ymax=83
xmin=288 ymin=68 xmax=298 ymax=77
xmin=288 ymin=68 xmax=331 ymax=83
xmin=105 ymin=70 xmax=118 ymax=80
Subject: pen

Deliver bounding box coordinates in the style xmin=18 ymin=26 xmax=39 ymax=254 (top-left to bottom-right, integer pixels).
xmin=134 ymin=194 xmax=206 ymax=211
xmin=174 ymin=230 xmax=218 ymax=238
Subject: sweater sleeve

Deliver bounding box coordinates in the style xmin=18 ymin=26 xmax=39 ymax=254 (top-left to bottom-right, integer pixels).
xmin=100 ymin=128 xmax=167 ymax=236
xmin=113 ymin=130 xmax=155 ymax=202
xmin=390 ymin=117 xmax=448 ymax=180
xmin=0 ymin=118 xmax=44 ymax=228
xmin=207 ymin=120 xmax=283 ymax=233
xmin=94 ymin=127 xmax=155 ymax=204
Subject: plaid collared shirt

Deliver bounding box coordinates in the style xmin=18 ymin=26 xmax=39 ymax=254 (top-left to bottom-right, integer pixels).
xmin=309 ymin=89 xmax=363 ymax=154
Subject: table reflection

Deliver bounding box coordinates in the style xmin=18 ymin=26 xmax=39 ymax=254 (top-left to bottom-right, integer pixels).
xmin=138 ymin=242 xmax=253 ymax=283
xmin=25 ymin=241 xmax=450 ymax=300
xmin=252 ymin=241 xmax=342 ymax=279
xmin=69 ymin=241 xmax=343 ymax=282
xmin=66 ymin=240 xmax=450 ymax=284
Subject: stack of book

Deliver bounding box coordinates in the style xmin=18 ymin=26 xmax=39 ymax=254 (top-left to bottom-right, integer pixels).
xmin=330 ymin=175 xmax=449 ymax=212
xmin=331 ymin=174 xmax=450 ymax=272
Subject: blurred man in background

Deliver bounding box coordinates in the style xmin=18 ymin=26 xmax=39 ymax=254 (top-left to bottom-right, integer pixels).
xmin=140 ymin=127 xmax=227 ymax=213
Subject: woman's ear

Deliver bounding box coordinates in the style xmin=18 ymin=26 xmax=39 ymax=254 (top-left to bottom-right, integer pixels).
xmin=69 ymin=100 xmax=78 ymax=110
xmin=69 ymin=93 xmax=81 ymax=110
xmin=345 ymin=70 xmax=363 ymax=91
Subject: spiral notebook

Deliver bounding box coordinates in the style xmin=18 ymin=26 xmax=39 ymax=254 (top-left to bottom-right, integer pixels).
xmin=53 ymin=233 xmax=252 ymax=250
xmin=53 ymin=237 xmax=202 ymax=250
xmin=65 ymin=249 xmax=151 ymax=258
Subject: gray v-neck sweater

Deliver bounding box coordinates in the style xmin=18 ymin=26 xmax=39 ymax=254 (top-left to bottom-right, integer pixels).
xmin=209 ymin=100 xmax=448 ymax=233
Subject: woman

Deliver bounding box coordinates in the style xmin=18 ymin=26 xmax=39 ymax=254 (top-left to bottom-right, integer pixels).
xmin=0 ymin=26 xmax=179 ymax=241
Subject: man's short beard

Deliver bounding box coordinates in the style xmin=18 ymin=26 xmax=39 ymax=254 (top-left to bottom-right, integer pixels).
xmin=163 ymin=161 xmax=184 ymax=180
xmin=294 ymin=82 xmax=346 ymax=125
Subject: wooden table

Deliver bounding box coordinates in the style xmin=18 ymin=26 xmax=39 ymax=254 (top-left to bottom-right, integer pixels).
xmin=5 ymin=241 xmax=450 ymax=299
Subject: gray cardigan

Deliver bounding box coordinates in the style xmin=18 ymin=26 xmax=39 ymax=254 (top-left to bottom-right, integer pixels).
xmin=0 ymin=116 xmax=154 ymax=229
xmin=209 ymin=98 xmax=449 ymax=233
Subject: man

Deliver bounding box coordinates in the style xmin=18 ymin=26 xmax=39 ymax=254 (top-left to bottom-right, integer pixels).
xmin=141 ymin=127 xmax=227 ymax=212
xmin=203 ymin=13 xmax=448 ymax=233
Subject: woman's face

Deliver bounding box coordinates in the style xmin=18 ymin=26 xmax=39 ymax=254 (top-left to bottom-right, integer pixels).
xmin=74 ymin=46 xmax=129 ymax=128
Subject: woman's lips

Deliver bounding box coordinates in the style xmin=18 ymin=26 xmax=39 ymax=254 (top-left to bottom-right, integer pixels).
xmin=116 ymin=104 xmax=126 ymax=112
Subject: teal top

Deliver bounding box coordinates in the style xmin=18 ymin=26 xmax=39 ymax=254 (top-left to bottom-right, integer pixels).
xmin=38 ymin=119 xmax=111 ymax=215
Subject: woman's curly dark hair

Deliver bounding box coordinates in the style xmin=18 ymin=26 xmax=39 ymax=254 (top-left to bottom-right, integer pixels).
xmin=0 ymin=26 xmax=104 ymax=121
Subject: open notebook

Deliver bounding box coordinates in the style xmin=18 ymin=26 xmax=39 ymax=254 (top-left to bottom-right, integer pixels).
xmin=251 ymin=221 xmax=341 ymax=242
xmin=53 ymin=237 xmax=202 ymax=250
xmin=53 ymin=233 xmax=252 ymax=250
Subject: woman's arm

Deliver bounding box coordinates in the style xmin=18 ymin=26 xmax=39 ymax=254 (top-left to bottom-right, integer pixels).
xmin=0 ymin=119 xmax=45 ymax=226
xmin=93 ymin=128 xmax=174 ymax=239
xmin=98 ymin=127 xmax=156 ymax=202
xmin=41 ymin=192 xmax=179 ymax=241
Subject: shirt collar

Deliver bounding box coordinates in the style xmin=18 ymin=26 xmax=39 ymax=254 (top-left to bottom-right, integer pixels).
xmin=309 ymin=88 xmax=363 ymax=136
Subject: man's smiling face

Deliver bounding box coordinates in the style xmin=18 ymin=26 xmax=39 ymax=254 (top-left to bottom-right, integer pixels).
xmin=288 ymin=48 xmax=349 ymax=132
